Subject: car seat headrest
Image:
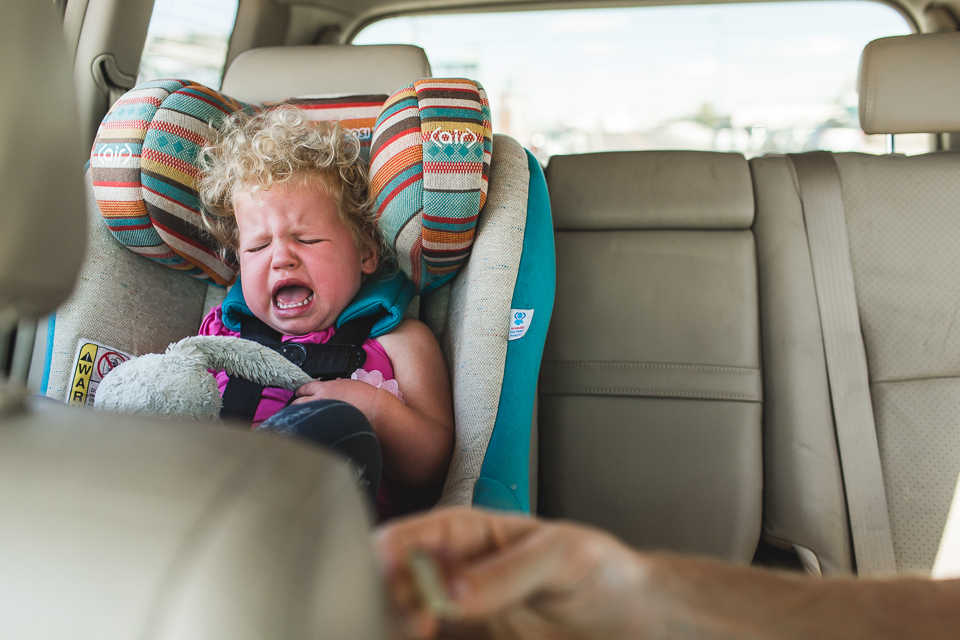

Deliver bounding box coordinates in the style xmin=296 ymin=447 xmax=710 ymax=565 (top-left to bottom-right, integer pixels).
xmin=91 ymin=80 xmax=389 ymax=286
xmin=221 ymin=45 xmax=432 ymax=104
xmin=369 ymin=79 xmax=493 ymax=294
xmin=1 ymin=1 xmax=87 ymax=318
xmin=859 ymin=32 xmax=960 ymax=135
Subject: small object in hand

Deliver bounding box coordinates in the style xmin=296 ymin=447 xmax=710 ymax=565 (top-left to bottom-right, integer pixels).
xmin=407 ymin=549 xmax=460 ymax=619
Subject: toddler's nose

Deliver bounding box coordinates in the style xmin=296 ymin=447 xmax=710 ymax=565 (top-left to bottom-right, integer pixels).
xmin=271 ymin=240 xmax=300 ymax=270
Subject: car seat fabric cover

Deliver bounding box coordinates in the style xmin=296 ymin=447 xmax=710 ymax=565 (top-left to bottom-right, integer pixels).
xmin=58 ymin=64 xmax=551 ymax=513
xmin=471 ymin=149 xmax=554 ymax=511
xmin=370 ymin=79 xmax=493 ymax=294
xmin=367 ymin=85 xmax=551 ymax=510
xmin=43 ymin=170 xmax=224 ymax=402
xmin=421 ymin=135 xmax=554 ymax=510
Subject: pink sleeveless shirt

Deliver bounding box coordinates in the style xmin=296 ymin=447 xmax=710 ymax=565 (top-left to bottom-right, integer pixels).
xmin=198 ymin=306 xmax=395 ymax=427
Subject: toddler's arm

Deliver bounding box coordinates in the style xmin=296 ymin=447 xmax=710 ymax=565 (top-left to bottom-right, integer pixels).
xmin=294 ymin=319 xmax=454 ymax=491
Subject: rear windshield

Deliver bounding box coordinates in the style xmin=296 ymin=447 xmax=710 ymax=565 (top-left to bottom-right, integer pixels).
xmin=354 ymin=2 xmax=922 ymax=160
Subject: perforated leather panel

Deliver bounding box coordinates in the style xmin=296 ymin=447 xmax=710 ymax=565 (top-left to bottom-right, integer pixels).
xmin=839 ymin=154 xmax=960 ymax=382
xmin=838 ymin=152 xmax=960 ymax=573
xmin=872 ymin=379 xmax=960 ymax=572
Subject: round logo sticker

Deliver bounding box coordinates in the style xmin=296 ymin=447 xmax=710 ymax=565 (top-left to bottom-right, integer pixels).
xmin=97 ymin=351 xmax=129 ymax=379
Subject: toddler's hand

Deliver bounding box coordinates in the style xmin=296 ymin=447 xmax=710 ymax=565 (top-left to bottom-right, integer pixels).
xmin=293 ymin=378 xmax=382 ymax=419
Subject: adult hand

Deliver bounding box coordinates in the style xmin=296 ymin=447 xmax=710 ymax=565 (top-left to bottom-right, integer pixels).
xmin=375 ymin=507 xmax=650 ymax=640
xmin=376 ymin=508 xmax=960 ymax=640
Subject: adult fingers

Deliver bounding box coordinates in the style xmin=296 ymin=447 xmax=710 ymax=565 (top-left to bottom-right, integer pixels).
xmin=376 ymin=508 xmax=539 ymax=571
xmin=449 ymin=523 xmax=600 ymax=620
xmin=376 ymin=509 xmax=540 ymax=635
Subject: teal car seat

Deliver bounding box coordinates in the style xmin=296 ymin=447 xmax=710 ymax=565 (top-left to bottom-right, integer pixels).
xmin=38 ymin=47 xmax=555 ymax=513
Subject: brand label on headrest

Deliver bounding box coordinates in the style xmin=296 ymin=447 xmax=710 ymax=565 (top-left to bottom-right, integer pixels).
xmin=427 ymin=128 xmax=481 ymax=148
xmin=68 ymin=340 xmax=133 ymax=408
xmin=508 ymin=309 xmax=535 ymax=341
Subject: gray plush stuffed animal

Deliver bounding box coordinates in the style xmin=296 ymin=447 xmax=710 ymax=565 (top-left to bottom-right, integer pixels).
xmin=94 ymin=336 xmax=313 ymax=421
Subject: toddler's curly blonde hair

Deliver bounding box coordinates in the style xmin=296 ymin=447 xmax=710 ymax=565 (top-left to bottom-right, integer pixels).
xmin=198 ymin=105 xmax=384 ymax=268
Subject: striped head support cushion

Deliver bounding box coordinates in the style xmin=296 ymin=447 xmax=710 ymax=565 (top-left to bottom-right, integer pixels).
xmin=265 ymin=94 xmax=388 ymax=164
xmin=92 ymin=80 xmax=389 ymax=286
xmin=91 ymin=79 xmax=254 ymax=285
xmin=369 ymin=78 xmax=493 ymax=294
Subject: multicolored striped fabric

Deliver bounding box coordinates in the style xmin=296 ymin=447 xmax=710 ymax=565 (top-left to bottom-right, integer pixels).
xmin=91 ymin=80 xmax=254 ymax=285
xmin=265 ymin=94 xmax=387 ymax=164
xmin=370 ymin=78 xmax=493 ymax=294
xmin=91 ymin=80 xmax=390 ymax=285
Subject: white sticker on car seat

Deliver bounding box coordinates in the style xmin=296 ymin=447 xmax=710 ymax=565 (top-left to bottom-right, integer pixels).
xmin=508 ymin=309 xmax=535 ymax=341
xmin=68 ymin=340 xmax=133 ymax=408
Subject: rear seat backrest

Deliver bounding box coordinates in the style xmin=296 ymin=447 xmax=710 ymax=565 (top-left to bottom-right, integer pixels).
xmin=754 ymin=32 xmax=960 ymax=575
xmin=540 ymin=151 xmax=762 ymax=562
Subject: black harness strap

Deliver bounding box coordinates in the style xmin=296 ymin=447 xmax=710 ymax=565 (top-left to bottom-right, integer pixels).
xmin=218 ymin=311 xmax=386 ymax=424
xmin=219 ymin=316 xmax=281 ymax=423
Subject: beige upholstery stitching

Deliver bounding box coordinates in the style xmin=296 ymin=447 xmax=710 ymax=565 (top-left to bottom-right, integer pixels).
xmin=542 ymin=387 xmax=761 ymax=401
xmin=544 ymin=360 xmax=760 ymax=375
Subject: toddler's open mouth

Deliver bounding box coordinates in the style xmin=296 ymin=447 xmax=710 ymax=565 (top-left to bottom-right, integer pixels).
xmin=273 ymin=284 xmax=314 ymax=311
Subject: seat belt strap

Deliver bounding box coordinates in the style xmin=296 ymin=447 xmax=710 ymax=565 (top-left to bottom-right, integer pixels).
xmin=790 ymin=151 xmax=897 ymax=576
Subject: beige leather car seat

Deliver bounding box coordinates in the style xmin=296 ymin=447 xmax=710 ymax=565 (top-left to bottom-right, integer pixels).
xmin=540 ymin=151 xmax=762 ymax=563
xmin=754 ymin=32 xmax=960 ymax=576
xmin=1 ymin=5 xmax=383 ymax=639
xmin=220 ymin=44 xmax=432 ymax=102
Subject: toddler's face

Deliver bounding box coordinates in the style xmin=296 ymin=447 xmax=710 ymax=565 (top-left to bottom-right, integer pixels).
xmin=235 ymin=179 xmax=377 ymax=336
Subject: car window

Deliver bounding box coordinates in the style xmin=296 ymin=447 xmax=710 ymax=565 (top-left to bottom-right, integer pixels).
xmin=354 ymin=3 xmax=922 ymax=160
xmin=137 ymin=0 xmax=238 ymax=88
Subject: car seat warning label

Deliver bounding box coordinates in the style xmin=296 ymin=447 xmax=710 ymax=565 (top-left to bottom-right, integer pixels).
xmin=68 ymin=341 xmax=132 ymax=408
xmin=508 ymin=309 xmax=534 ymax=341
